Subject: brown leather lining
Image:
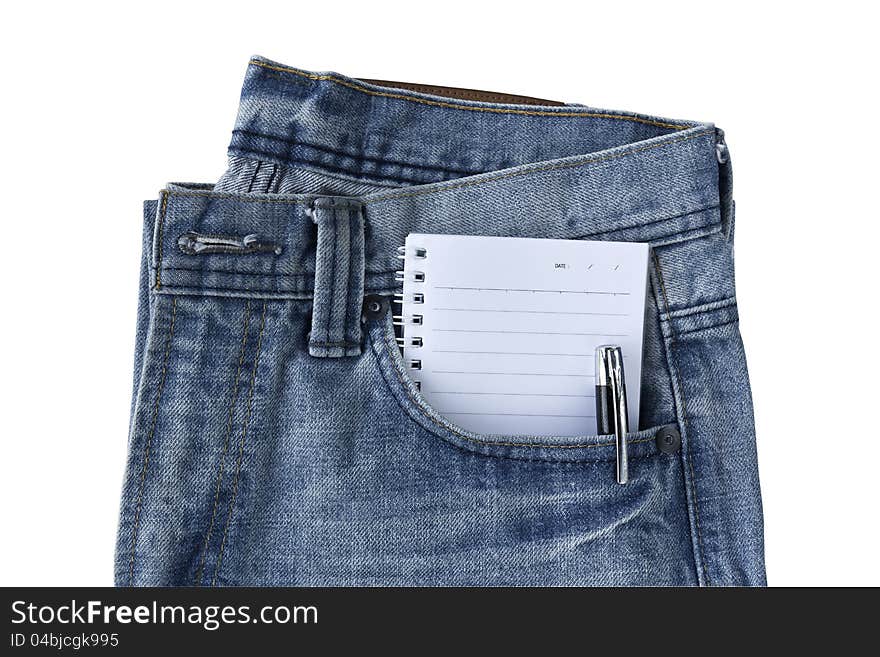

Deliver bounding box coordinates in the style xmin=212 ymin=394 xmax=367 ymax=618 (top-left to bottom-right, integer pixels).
xmin=357 ymin=78 xmax=565 ymax=107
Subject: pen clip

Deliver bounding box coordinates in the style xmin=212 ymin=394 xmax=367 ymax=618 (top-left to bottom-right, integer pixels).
xmin=596 ymin=345 xmax=629 ymax=485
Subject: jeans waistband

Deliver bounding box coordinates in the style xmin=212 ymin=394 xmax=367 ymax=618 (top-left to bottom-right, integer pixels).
xmin=150 ymin=57 xmax=730 ymax=355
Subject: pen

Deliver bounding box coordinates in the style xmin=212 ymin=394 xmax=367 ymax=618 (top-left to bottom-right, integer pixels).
xmin=595 ymin=345 xmax=629 ymax=484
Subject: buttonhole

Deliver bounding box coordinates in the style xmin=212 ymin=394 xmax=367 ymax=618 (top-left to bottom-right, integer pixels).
xmin=177 ymin=231 xmax=283 ymax=256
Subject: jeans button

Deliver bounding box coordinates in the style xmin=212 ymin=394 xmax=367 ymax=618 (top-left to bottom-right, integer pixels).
xmin=656 ymin=425 xmax=681 ymax=454
xmin=362 ymin=295 xmax=388 ymax=320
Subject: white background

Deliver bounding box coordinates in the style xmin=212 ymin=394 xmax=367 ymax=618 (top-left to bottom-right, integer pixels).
xmin=1 ymin=1 xmax=877 ymax=587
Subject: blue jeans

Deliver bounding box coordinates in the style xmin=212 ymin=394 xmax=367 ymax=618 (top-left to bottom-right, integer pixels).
xmin=116 ymin=57 xmax=765 ymax=586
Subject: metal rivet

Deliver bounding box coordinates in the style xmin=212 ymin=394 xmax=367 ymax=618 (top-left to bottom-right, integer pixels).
xmin=655 ymin=425 xmax=681 ymax=455
xmin=362 ymin=295 xmax=387 ymax=320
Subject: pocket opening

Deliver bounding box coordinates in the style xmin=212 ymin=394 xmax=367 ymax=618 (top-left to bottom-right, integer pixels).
xmin=366 ymin=311 xmax=674 ymax=464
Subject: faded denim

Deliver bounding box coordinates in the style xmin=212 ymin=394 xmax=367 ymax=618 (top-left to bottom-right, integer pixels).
xmin=115 ymin=57 xmax=765 ymax=586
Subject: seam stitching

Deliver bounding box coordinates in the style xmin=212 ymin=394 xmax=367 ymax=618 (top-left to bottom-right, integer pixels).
xmin=152 ymin=284 xmax=392 ymax=298
xmin=342 ymin=206 xmax=353 ymax=347
xmin=167 ymin=128 xmax=712 ymax=207
xmin=222 ymin=125 xmax=714 ymax=206
xmin=249 ymin=60 xmax=692 ymax=130
xmin=359 ymin=79 xmax=565 ymax=106
xmin=232 ymin=144 xmax=436 ymax=186
xmin=312 ymin=198 xmax=363 ymax=210
xmin=370 ymin=131 xmax=712 ymax=204
xmin=212 ymin=301 xmax=268 ymax=586
xmin=346 ymin=204 xmax=363 ymax=351
xmin=154 ymin=192 xmax=169 ymax=289
xmin=160 ymin=267 xmax=316 ymax=278
xmin=166 ymin=130 xmax=714 ymax=206
xmin=312 ymin=209 xmax=336 ymax=351
xmin=573 ymin=207 xmax=719 ymax=241
xmin=651 ymin=226 xmax=723 ymax=249
xmin=164 ymin=190 xmax=309 ymax=205
xmin=127 ymin=296 xmax=176 ymax=585
xmin=673 ymin=318 xmax=739 ymax=337
xmin=232 ymin=129 xmax=480 ymax=177
xmin=309 ymin=340 xmax=360 ymax=347
xmin=349 ymin=206 xmax=365 ymax=346
xmin=338 ymin=204 xmax=351 ymax=353
xmin=663 ymin=296 xmax=738 ymax=319
xmin=154 ymin=285 xmax=303 ymax=296
xmin=365 ymin=130 xmax=712 ymax=204
xmin=652 ymin=250 xmax=710 ymax=586
xmin=193 ymin=300 xmax=252 ymax=586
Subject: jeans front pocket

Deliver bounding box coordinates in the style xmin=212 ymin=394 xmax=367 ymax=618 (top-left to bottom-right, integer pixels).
xmin=367 ymin=309 xmax=677 ymax=464
xmin=353 ymin=309 xmax=698 ymax=585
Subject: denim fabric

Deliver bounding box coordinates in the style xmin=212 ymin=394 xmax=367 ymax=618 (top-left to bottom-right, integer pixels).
xmin=115 ymin=57 xmax=765 ymax=586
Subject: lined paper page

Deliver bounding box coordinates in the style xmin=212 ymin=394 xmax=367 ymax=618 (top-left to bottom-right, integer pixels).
xmin=401 ymin=234 xmax=650 ymax=437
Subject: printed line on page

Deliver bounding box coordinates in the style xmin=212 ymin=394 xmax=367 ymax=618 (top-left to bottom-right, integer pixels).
xmin=431 ymin=370 xmax=594 ymax=377
xmin=439 ymin=411 xmax=597 ymax=418
xmin=433 ymin=285 xmax=631 ymax=295
xmin=427 ymin=390 xmax=596 ymax=398
xmin=432 ymin=349 xmax=594 ymax=356
xmin=432 ymin=329 xmax=628 ymax=337
xmin=432 ymin=307 xmax=629 ymax=317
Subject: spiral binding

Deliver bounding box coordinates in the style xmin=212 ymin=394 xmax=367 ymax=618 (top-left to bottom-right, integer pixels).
xmin=394 ymin=244 xmax=428 ymax=384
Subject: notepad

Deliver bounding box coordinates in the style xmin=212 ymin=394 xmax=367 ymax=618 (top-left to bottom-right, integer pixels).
xmin=398 ymin=234 xmax=650 ymax=437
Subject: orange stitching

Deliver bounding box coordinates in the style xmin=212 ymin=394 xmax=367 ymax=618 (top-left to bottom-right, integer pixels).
xmin=652 ymin=249 xmax=710 ymax=586
xmin=212 ymin=301 xmax=268 ymax=586
xmin=127 ymin=296 xmax=177 ymax=585
xmin=249 ymin=60 xmax=691 ymax=131
xmin=193 ymin=300 xmax=252 ymax=586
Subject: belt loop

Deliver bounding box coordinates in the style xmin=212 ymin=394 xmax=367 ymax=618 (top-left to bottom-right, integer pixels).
xmin=715 ymin=128 xmax=735 ymax=244
xmin=308 ymin=198 xmax=366 ymax=358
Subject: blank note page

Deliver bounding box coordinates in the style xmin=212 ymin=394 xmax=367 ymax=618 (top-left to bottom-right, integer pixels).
xmin=400 ymin=233 xmax=650 ymax=437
